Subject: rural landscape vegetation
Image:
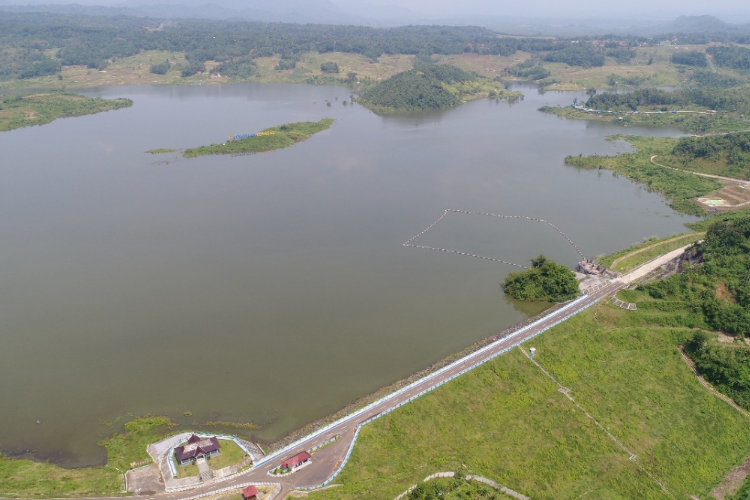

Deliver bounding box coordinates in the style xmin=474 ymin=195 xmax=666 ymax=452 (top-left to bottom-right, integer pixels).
xmin=2 ymin=2 xmax=750 ymax=500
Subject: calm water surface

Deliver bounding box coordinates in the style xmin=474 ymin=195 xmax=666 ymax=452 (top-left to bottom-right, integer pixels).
xmin=0 ymin=83 xmax=697 ymax=466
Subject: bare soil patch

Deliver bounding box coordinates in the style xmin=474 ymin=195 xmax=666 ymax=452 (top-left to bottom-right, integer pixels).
xmin=716 ymin=282 xmax=738 ymax=304
xmin=711 ymin=455 xmax=750 ymax=500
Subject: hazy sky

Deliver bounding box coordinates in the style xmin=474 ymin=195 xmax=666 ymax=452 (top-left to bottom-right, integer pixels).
xmin=8 ymin=0 xmax=750 ymax=22
xmin=336 ymin=0 xmax=750 ymax=21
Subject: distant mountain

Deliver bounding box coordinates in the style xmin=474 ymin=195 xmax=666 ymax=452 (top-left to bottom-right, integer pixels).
xmin=119 ymin=0 xmax=353 ymax=23
xmin=659 ymin=15 xmax=734 ymax=33
xmin=648 ymin=15 xmax=750 ymax=35
xmin=334 ymin=0 xmax=419 ymax=26
xmin=1 ymin=2 xmax=750 ymax=38
xmin=0 ymin=0 xmax=360 ymax=23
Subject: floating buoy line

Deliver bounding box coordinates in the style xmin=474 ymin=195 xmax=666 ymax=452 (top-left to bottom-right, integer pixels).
xmin=403 ymin=209 xmax=586 ymax=269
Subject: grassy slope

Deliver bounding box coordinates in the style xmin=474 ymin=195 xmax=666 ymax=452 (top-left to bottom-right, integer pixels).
xmin=181 ymin=119 xmax=334 ymax=158
xmin=599 ymin=232 xmax=705 ymax=273
xmin=657 ymin=138 xmax=750 ymax=181
xmin=0 ymin=92 xmax=132 ymax=132
xmin=309 ymin=303 xmax=750 ymax=500
xmin=610 ymin=234 xmax=703 ymax=273
xmin=542 ymin=44 xmax=748 ymax=91
xmin=0 ymin=416 xmax=175 ymax=498
xmin=251 ymin=52 xmax=415 ymax=85
xmin=565 ymin=135 xmax=721 ymax=215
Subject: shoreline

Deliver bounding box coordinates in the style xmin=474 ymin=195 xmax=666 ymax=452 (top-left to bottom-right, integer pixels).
xmin=0 ymin=301 xmax=562 ymax=469
xmin=263 ymin=299 xmax=566 ymax=455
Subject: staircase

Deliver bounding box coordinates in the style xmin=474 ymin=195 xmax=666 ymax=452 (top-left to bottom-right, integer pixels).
xmin=196 ymin=458 xmax=213 ymax=482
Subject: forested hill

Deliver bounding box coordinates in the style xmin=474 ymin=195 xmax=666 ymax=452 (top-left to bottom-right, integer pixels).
xmin=0 ymin=13 xmax=559 ymax=81
xmin=357 ymin=65 xmax=474 ymax=111
xmin=356 ymin=64 xmax=516 ymax=111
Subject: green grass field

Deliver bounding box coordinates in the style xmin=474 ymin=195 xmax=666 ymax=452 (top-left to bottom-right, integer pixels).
xmin=0 ymin=416 xmax=175 ymax=498
xmin=308 ymin=302 xmax=750 ymax=500
xmin=207 ymin=440 xmax=247 ymax=470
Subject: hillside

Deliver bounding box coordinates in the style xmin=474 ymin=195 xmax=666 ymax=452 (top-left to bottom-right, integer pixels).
xmin=357 ymin=64 xmax=516 ymax=112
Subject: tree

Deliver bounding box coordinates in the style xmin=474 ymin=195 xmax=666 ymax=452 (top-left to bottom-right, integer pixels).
xmin=502 ymin=255 xmax=579 ymax=302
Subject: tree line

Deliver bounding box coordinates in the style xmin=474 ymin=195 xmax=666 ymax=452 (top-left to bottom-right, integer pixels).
xmin=0 ymin=12 xmax=576 ymax=81
xmin=0 ymin=11 xmax=676 ymax=83
xmin=585 ymin=87 xmax=750 ymax=115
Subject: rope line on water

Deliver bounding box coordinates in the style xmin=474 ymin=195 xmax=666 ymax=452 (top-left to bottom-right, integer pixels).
xmin=403 ymin=209 xmax=586 ymax=269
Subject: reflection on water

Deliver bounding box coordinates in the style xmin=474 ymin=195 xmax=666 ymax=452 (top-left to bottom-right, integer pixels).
xmin=0 ymin=83 xmax=697 ymax=466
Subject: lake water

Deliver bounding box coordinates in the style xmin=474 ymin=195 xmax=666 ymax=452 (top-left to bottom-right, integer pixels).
xmin=0 ymin=83 xmax=698 ymax=467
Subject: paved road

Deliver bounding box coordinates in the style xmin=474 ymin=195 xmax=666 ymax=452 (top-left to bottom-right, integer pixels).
xmin=7 ymin=250 xmax=688 ymax=500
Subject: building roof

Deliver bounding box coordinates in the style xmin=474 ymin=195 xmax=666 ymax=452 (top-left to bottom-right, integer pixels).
xmin=283 ymin=451 xmax=311 ymax=468
xmin=241 ymin=485 xmax=258 ymax=498
xmin=174 ymin=435 xmax=221 ymax=463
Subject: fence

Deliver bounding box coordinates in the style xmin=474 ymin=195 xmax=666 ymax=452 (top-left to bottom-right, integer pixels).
xmin=163 ymin=433 xmax=261 ymax=492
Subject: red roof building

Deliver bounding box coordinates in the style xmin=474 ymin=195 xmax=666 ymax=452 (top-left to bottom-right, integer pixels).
xmin=241 ymin=485 xmax=258 ymax=500
xmin=282 ymin=451 xmax=311 ymax=469
xmin=174 ymin=434 xmax=221 ymax=465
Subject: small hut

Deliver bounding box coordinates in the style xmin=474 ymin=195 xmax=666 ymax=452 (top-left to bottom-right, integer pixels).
xmin=282 ymin=451 xmax=311 ymax=469
xmin=241 ymin=485 xmax=258 ymax=500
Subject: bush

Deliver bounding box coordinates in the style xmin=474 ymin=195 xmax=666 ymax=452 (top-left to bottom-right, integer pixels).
xmin=149 ymin=61 xmax=170 ymax=75
xmin=671 ymin=51 xmax=708 ymax=67
xmin=320 ymin=61 xmax=339 ymax=74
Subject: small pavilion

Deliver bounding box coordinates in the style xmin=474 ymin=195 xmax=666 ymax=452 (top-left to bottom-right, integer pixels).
xmin=241 ymin=485 xmax=258 ymax=500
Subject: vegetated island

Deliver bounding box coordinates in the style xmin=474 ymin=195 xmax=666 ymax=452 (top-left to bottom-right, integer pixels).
xmin=151 ymin=119 xmax=334 ymax=158
xmin=357 ymin=63 xmax=521 ymax=113
xmin=0 ymin=92 xmax=132 ymax=132
xmin=145 ymin=148 xmax=176 ymax=154
xmin=502 ymin=255 xmax=579 ymax=302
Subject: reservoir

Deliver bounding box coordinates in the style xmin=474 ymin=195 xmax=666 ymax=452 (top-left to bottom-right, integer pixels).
xmin=0 ymin=83 xmax=698 ymax=467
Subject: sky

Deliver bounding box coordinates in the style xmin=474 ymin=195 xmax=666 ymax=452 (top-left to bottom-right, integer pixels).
xmin=6 ymin=0 xmax=750 ymax=23
xmin=334 ymin=0 xmax=750 ymax=22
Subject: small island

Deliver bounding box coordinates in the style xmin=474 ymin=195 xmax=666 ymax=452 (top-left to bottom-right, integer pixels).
xmin=357 ymin=63 xmax=521 ymax=113
xmin=502 ymin=255 xmax=579 ymax=302
xmin=0 ymin=92 xmax=132 ymax=132
xmin=154 ymin=119 xmax=334 ymax=158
